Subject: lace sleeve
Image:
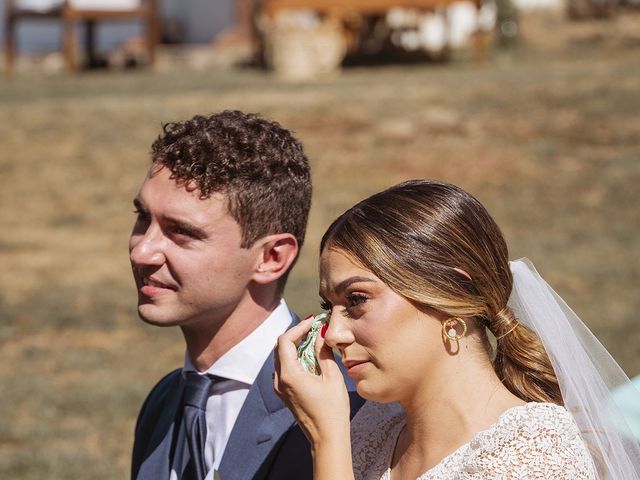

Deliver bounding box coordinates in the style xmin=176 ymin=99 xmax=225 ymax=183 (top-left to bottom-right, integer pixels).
xmin=469 ymin=403 xmax=597 ymax=479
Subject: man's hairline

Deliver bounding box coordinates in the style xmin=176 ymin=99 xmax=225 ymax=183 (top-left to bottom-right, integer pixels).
xmin=149 ymin=160 xmax=302 ymax=253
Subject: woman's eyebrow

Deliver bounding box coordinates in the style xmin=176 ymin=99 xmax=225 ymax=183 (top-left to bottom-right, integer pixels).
xmin=334 ymin=276 xmax=376 ymax=293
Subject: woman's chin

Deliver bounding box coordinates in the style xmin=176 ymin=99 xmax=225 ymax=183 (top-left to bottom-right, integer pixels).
xmin=356 ymin=382 xmax=397 ymax=404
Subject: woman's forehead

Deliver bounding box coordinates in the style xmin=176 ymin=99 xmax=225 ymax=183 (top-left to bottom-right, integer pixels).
xmin=320 ymin=249 xmax=380 ymax=292
xmin=320 ymin=248 xmax=362 ymax=273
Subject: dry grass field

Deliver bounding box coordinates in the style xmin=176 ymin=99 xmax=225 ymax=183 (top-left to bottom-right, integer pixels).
xmin=1 ymin=10 xmax=639 ymax=479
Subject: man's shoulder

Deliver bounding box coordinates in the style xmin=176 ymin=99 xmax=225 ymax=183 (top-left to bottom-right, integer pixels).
xmin=132 ymin=368 xmax=184 ymax=477
xmin=135 ymin=368 xmax=182 ymax=427
xmin=146 ymin=368 xmax=182 ymax=401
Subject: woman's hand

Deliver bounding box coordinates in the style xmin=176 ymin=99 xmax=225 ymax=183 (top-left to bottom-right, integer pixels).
xmin=273 ymin=316 xmax=351 ymax=445
xmin=274 ymin=316 xmax=355 ymax=480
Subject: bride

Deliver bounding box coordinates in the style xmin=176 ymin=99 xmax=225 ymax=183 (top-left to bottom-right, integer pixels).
xmin=274 ymin=180 xmax=640 ymax=479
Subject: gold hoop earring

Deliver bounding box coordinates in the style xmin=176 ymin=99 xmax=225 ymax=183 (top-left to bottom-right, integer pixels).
xmin=442 ymin=317 xmax=467 ymax=341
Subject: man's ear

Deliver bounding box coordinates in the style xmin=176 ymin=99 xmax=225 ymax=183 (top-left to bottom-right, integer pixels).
xmin=252 ymin=233 xmax=299 ymax=285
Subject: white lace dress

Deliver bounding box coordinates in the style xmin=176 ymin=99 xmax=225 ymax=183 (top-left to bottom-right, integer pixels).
xmin=351 ymin=401 xmax=597 ymax=479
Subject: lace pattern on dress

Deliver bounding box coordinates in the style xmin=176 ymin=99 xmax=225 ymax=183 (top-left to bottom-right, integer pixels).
xmin=351 ymin=401 xmax=597 ymax=480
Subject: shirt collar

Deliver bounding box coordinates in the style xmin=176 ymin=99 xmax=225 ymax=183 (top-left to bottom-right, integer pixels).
xmin=184 ymin=299 xmax=293 ymax=385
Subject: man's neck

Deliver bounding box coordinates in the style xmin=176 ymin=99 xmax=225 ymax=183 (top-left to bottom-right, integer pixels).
xmin=182 ymin=293 xmax=282 ymax=372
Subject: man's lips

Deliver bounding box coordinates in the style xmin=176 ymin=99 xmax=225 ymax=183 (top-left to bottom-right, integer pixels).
xmin=139 ymin=277 xmax=176 ymax=296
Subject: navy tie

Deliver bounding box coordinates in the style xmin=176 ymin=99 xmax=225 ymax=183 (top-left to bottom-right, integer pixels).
xmin=181 ymin=372 xmax=214 ymax=480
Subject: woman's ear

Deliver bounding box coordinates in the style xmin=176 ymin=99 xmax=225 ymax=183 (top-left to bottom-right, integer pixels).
xmin=252 ymin=233 xmax=299 ymax=285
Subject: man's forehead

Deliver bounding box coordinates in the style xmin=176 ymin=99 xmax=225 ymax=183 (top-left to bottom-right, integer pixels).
xmin=140 ymin=166 xmax=230 ymax=218
xmin=147 ymin=163 xmax=197 ymax=190
xmin=144 ymin=165 xmax=213 ymax=198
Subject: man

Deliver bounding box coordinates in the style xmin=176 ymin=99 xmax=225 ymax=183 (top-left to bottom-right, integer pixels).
xmin=129 ymin=111 xmax=362 ymax=480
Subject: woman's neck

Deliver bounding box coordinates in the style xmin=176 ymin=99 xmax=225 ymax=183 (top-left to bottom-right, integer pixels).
xmin=391 ymin=348 xmax=525 ymax=479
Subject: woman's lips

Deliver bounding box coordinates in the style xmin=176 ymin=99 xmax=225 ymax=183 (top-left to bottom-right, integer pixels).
xmin=343 ymin=360 xmax=370 ymax=375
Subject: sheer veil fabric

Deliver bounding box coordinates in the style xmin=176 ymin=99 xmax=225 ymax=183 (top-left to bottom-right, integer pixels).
xmin=508 ymin=259 xmax=640 ymax=479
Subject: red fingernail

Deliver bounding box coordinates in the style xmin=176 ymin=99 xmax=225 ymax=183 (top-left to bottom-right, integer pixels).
xmin=304 ymin=314 xmax=313 ymax=320
xmin=320 ymin=322 xmax=328 ymax=338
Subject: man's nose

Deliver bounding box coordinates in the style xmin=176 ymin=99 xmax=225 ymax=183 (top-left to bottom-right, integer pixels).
xmin=129 ymin=226 xmax=166 ymax=267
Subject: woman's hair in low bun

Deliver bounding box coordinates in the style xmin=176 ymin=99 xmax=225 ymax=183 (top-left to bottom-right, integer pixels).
xmin=321 ymin=179 xmax=562 ymax=404
xmin=493 ymin=307 xmax=562 ymax=403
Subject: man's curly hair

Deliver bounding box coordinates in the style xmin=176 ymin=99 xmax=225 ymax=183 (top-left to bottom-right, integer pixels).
xmin=151 ymin=110 xmax=312 ymax=250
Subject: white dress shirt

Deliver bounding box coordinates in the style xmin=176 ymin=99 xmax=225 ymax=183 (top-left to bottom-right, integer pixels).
xmin=170 ymin=299 xmax=293 ymax=480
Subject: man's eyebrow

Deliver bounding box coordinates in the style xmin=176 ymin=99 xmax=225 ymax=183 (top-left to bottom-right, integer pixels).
xmin=132 ymin=198 xmax=207 ymax=239
xmin=164 ymin=216 xmax=208 ymax=239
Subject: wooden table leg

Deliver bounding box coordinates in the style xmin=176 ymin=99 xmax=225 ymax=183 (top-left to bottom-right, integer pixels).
xmin=63 ymin=19 xmax=76 ymax=72
xmin=147 ymin=10 xmax=158 ymax=66
xmin=84 ymin=19 xmax=97 ymax=67
xmin=472 ymin=3 xmax=488 ymax=63
xmin=5 ymin=14 xmax=16 ymax=75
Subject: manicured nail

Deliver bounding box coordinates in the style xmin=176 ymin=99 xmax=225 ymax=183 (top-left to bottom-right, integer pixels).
xmin=304 ymin=314 xmax=313 ymax=320
xmin=320 ymin=322 xmax=328 ymax=338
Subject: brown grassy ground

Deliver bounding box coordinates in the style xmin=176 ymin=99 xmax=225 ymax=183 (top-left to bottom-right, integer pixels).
xmin=1 ymin=10 xmax=639 ymax=479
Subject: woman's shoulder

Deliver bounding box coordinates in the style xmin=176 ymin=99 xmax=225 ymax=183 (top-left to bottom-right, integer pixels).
xmin=351 ymin=401 xmax=405 ymax=480
xmin=460 ymin=402 xmax=597 ymax=478
xmin=489 ymin=401 xmax=579 ymax=434
xmin=483 ymin=401 xmax=587 ymax=445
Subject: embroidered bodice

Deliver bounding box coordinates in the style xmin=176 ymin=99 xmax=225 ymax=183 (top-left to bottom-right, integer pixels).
xmin=351 ymin=401 xmax=597 ymax=479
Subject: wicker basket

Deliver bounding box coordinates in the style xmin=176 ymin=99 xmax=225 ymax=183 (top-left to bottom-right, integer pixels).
xmin=264 ymin=15 xmax=347 ymax=81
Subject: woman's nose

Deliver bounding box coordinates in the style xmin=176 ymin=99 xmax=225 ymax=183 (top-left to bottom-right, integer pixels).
xmin=323 ymin=311 xmax=355 ymax=350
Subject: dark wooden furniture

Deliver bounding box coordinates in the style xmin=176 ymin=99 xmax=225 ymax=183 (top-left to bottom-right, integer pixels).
xmin=4 ymin=0 xmax=159 ymax=73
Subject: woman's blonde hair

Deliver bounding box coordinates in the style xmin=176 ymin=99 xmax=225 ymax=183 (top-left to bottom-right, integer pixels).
xmin=320 ymin=179 xmax=562 ymax=404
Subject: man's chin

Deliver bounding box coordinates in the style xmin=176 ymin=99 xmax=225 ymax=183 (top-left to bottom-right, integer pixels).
xmin=137 ymin=304 xmax=182 ymax=327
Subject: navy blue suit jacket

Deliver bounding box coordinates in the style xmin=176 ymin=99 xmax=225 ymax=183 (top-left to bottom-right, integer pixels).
xmin=131 ymin=318 xmax=364 ymax=480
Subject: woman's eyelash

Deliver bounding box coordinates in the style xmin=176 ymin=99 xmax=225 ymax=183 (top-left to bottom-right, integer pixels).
xmin=320 ymin=293 xmax=368 ymax=317
xmin=347 ymin=293 xmax=368 ymax=307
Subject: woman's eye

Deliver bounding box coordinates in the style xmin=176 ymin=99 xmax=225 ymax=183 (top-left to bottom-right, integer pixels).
xmin=346 ymin=293 xmax=368 ymax=308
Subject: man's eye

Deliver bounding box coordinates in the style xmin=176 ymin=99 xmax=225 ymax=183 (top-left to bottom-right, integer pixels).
xmin=171 ymin=227 xmax=194 ymax=238
xmin=133 ymin=208 xmax=149 ymax=220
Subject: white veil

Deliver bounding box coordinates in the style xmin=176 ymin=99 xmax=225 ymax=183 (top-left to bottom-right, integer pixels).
xmin=508 ymin=258 xmax=640 ymax=479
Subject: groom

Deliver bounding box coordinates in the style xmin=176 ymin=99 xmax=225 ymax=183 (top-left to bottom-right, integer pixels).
xmin=129 ymin=111 xmax=362 ymax=480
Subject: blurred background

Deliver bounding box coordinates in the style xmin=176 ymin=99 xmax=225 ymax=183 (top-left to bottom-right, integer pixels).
xmin=1 ymin=0 xmax=639 ymax=478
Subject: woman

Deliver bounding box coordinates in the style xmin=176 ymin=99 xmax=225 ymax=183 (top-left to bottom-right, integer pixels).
xmin=274 ymin=180 xmax=640 ymax=479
